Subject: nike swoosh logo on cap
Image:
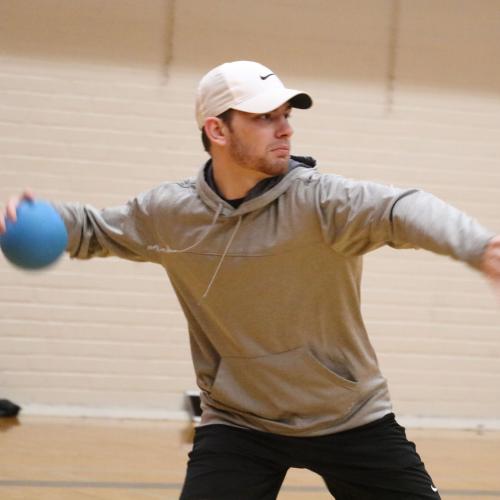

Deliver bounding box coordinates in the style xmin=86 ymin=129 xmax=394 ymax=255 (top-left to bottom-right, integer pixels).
xmin=260 ymin=73 xmax=275 ymax=80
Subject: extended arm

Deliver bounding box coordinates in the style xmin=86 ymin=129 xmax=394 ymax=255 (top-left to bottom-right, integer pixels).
xmin=317 ymin=175 xmax=495 ymax=274
xmin=389 ymin=190 xmax=494 ymax=270
xmin=1 ymin=189 xmax=163 ymax=264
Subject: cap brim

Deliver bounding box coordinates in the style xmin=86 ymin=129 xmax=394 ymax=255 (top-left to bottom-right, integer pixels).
xmin=232 ymin=88 xmax=312 ymax=114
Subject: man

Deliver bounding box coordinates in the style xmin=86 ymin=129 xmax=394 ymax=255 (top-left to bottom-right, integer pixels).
xmin=1 ymin=60 xmax=500 ymax=499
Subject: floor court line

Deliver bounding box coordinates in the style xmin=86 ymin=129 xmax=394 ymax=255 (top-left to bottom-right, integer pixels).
xmin=1 ymin=480 xmax=500 ymax=496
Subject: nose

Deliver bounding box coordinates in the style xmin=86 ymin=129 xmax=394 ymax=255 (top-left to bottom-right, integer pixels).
xmin=276 ymin=116 xmax=293 ymax=138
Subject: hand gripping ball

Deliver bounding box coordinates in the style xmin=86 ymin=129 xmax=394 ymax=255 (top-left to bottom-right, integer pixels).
xmin=0 ymin=200 xmax=68 ymax=270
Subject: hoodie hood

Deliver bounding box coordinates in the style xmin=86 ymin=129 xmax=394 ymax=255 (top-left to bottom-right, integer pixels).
xmin=196 ymin=156 xmax=317 ymax=217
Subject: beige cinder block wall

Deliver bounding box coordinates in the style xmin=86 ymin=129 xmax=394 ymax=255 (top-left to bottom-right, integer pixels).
xmin=0 ymin=0 xmax=499 ymax=426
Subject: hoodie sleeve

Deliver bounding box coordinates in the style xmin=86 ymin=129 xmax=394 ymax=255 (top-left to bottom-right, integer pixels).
xmin=52 ymin=188 xmax=163 ymax=264
xmin=317 ymin=174 xmax=494 ymax=269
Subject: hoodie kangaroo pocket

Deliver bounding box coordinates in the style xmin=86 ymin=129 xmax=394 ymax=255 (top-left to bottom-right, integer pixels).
xmin=209 ymin=346 xmax=359 ymax=422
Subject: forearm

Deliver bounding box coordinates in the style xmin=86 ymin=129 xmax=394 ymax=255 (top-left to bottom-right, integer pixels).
xmin=391 ymin=191 xmax=495 ymax=269
xmin=53 ymin=201 xmax=160 ymax=263
xmin=54 ymin=202 xmax=112 ymax=259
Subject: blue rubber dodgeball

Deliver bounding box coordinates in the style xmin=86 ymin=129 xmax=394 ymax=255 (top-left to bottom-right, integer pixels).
xmin=0 ymin=200 xmax=68 ymax=270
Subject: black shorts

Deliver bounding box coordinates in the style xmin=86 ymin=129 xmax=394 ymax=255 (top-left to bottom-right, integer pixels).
xmin=180 ymin=413 xmax=441 ymax=500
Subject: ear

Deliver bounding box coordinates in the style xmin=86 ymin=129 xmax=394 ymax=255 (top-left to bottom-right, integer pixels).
xmin=204 ymin=117 xmax=229 ymax=148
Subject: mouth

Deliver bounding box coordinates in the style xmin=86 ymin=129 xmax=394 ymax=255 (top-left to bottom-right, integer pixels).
xmin=270 ymin=144 xmax=290 ymax=156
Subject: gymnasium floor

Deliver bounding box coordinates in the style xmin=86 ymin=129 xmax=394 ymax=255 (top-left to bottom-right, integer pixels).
xmin=0 ymin=416 xmax=499 ymax=499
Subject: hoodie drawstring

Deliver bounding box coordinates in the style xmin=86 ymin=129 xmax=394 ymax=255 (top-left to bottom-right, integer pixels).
xmin=155 ymin=203 xmax=223 ymax=253
xmin=202 ymin=215 xmax=242 ymax=299
xmin=148 ymin=203 xmax=224 ymax=255
xmin=148 ymin=203 xmax=242 ymax=299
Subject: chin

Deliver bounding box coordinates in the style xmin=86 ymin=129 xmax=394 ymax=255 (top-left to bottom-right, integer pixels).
xmin=274 ymin=158 xmax=290 ymax=173
xmin=260 ymin=160 xmax=288 ymax=177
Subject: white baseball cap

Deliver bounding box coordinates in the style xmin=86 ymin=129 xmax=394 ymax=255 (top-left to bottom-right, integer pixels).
xmin=195 ymin=60 xmax=313 ymax=129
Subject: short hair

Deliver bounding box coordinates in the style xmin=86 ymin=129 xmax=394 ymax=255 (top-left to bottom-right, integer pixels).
xmin=201 ymin=109 xmax=234 ymax=154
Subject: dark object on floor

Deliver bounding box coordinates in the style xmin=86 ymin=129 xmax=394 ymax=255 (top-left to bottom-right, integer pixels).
xmin=0 ymin=399 xmax=21 ymax=418
xmin=185 ymin=390 xmax=202 ymax=423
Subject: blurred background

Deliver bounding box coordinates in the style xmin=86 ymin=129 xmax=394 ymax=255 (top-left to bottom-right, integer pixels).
xmin=0 ymin=0 xmax=499 ymax=428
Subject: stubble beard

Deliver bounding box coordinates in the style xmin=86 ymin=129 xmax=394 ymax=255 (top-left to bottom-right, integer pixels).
xmin=228 ymin=133 xmax=289 ymax=178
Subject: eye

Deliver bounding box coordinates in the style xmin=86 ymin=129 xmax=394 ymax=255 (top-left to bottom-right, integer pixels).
xmin=258 ymin=113 xmax=272 ymax=121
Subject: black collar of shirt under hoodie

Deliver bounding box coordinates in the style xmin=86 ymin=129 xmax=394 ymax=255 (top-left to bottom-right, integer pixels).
xmin=204 ymin=155 xmax=317 ymax=208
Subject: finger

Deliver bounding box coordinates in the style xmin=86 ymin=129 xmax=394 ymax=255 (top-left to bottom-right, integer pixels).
xmin=23 ymin=188 xmax=35 ymax=201
xmin=4 ymin=190 xmax=35 ymax=223
xmin=0 ymin=215 xmax=5 ymax=235
xmin=5 ymin=196 xmax=21 ymax=222
xmin=482 ymin=236 xmax=500 ymax=277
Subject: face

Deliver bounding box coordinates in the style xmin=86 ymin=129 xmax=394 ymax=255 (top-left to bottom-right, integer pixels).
xmin=224 ymin=103 xmax=294 ymax=177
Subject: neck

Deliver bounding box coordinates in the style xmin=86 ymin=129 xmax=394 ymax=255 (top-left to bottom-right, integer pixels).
xmin=211 ymin=159 xmax=270 ymax=200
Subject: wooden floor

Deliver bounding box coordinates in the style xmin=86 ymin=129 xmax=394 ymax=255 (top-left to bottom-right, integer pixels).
xmin=0 ymin=416 xmax=499 ymax=499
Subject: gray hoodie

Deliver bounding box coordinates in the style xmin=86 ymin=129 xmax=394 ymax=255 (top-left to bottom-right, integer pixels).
xmin=56 ymin=158 xmax=494 ymax=436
